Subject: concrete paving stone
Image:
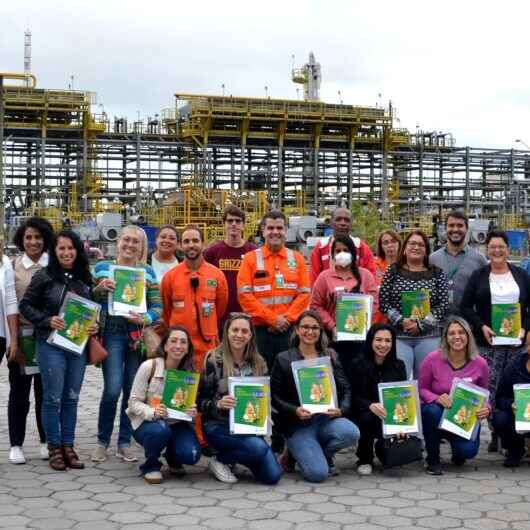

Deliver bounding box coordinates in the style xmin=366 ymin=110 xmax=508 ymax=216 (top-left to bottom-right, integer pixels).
xmin=487 ymin=510 xmax=530 ymax=521
xmin=277 ymin=510 xmax=321 ymax=523
xmin=483 ymin=493 xmax=523 ymax=503
xmin=375 ymin=497 xmax=415 ymax=509
xmin=377 ymin=481 xmax=419 ymax=492
xmin=421 ymin=483 xmax=460 ymax=493
xmin=69 ymin=509 xmax=111 ymax=522
xmin=121 ymin=484 xmax=172 ymax=496
xmin=29 ymin=507 xmax=67 ymax=518
xmin=101 ymin=501 xmax=146 ymax=513
xmin=0 ymin=515 xmax=31 ymax=527
xmin=370 ymin=515 xmax=414 ymax=527
xmin=187 ymin=506 xmax=232 ymax=518
xmin=164 ymin=486 xmax=205 ymax=498
xmin=8 ymin=479 xmax=44 ymax=488
xmin=313 ymin=485 xmax=355 ymax=496
xmin=289 ymin=492 xmax=329 ymax=504
xmin=357 ymin=488 xmax=396 ymax=499
xmin=295 ymin=523 xmax=341 ymax=530
xmin=202 ymin=516 xmax=248 ymax=528
xmin=444 ymin=509 xmax=482 ymax=519
xmin=247 ymin=491 xmax=287 ymax=502
xmin=439 ymin=491 xmax=479 ymax=503
xmin=350 ymin=505 xmax=392 ymax=517
xmin=504 ymin=487 xmax=530 ymax=496
xmin=135 ymin=493 xmax=176 ymax=505
xmin=512 ymin=523 xmax=530 ymax=530
xmin=342 ymin=524 xmax=386 ymax=530
xmin=396 ymin=506 xmax=438 ymax=518
xmin=219 ymin=498 xmax=259 ymax=509
xmin=399 ymin=489 xmax=437 ymax=500
xmin=143 ymin=503 xmax=187 ymax=515
xmin=417 ymin=516 xmax=465 ymax=529
xmin=10 ymin=488 xmax=49 ymax=499
xmin=205 ymin=489 xmax=245 ymax=500
xmin=232 ymin=508 xmax=278 ymax=520
xmin=421 ymin=499 xmax=461 ymax=510
xmin=0 ymin=505 xmax=24 ymax=516
xmin=263 ymin=500 xmax=302 ymax=512
xmin=1 ymin=470 xmax=40 ymax=480
xmin=177 ymin=496 xmax=219 ymax=507
xmin=51 ymin=490 xmax=94 ymax=501
xmin=506 ymin=503 xmax=530 ymax=513
xmin=188 ymin=480 xmax=232 ymax=491
xmin=58 ymin=500 xmax=102 ymax=512
xmin=109 ymin=511 xmax=154 ymax=524
xmin=464 ymin=519 xmax=511 ymax=530
xmin=76 ymin=474 xmax=118 ymax=484
xmin=307 ymin=502 xmax=346 ymax=514
xmin=333 ymin=494 xmax=374 ymax=506
xmin=43 ymin=481 xmax=84 ymax=492
xmin=247 ymin=520 xmax=293 ymax=530
xmin=275 ymin=483 xmax=313 ymax=494
xmin=103 ymin=469 xmax=138 ymax=478
xmin=114 ymin=525 xmax=167 ymax=530
xmin=31 ymin=517 xmax=76 ymax=529
xmin=465 ymin=501 xmax=503 ymax=512
xmin=157 ymin=514 xmax=201 ymax=526
xmin=92 ymin=492 xmax=132 ymax=503
xmin=323 ymin=512 xmax=368 ymax=524
xmin=18 ymin=496 xmax=59 ymax=508
xmin=73 ymin=520 xmax=120 ymax=530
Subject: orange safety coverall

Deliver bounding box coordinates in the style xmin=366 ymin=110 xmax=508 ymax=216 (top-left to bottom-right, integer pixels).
xmin=161 ymin=260 xmax=229 ymax=368
xmin=237 ymin=245 xmax=311 ymax=327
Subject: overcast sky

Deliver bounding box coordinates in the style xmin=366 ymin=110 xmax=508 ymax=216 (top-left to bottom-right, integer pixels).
xmin=1 ymin=0 xmax=529 ymax=149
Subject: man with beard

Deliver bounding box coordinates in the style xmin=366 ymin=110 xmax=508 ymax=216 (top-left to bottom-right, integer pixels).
xmin=161 ymin=225 xmax=228 ymax=369
xmin=429 ymin=210 xmax=487 ymax=316
xmin=310 ymin=207 xmax=376 ymax=285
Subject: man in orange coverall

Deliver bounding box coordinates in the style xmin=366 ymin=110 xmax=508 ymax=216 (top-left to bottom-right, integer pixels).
xmin=237 ymin=210 xmax=310 ymax=371
xmin=161 ymin=225 xmax=228 ymax=369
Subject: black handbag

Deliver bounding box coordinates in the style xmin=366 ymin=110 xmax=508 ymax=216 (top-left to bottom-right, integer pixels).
xmin=376 ymin=436 xmax=423 ymax=469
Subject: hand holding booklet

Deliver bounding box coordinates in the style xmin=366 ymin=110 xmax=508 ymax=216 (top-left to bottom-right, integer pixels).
xmin=335 ymin=293 xmax=372 ymax=341
xmin=108 ymin=265 xmax=147 ymax=316
xmin=378 ymin=380 xmax=422 ymax=437
xmin=161 ymin=369 xmax=200 ymax=421
xmin=291 ymin=357 xmax=338 ymax=414
xmin=514 ymin=383 xmax=530 ymax=433
xmin=229 ymin=377 xmax=271 ymax=435
xmin=47 ymin=293 xmax=101 ymax=355
xmin=491 ymin=303 xmax=521 ymax=346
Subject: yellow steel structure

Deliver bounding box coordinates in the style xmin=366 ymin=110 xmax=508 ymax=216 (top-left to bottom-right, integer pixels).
xmin=163 ymin=94 xmax=409 ymax=149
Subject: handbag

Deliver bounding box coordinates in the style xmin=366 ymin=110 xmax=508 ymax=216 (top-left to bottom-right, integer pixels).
xmin=376 ymin=436 xmax=423 ymax=469
xmin=87 ymin=336 xmax=109 ymax=365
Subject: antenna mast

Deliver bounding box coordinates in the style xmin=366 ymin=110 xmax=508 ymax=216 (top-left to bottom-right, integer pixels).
xmin=24 ymin=29 xmax=32 ymax=87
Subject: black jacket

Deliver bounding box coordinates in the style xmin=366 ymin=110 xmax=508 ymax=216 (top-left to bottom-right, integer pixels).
xmin=350 ymin=355 xmax=407 ymax=416
xmin=495 ymin=352 xmax=530 ymax=412
xmin=19 ymin=268 xmax=93 ymax=341
xmin=270 ymin=347 xmax=351 ymax=436
xmin=198 ymin=352 xmax=267 ymax=424
xmin=461 ymin=263 xmax=530 ymax=347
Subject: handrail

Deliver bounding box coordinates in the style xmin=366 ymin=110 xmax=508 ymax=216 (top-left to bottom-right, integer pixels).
xmin=0 ymin=72 xmax=37 ymax=89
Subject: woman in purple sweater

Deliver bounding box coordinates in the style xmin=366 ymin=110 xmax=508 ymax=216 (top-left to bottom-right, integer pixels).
xmin=419 ymin=316 xmax=490 ymax=475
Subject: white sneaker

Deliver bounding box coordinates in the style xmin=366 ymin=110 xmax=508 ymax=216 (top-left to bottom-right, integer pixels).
xmin=91 ymin=445 xmax=108 ymax=462
xmin=357 ymin=463 xmax=373 ymax=476
xmin=40 ymin=444 xmax=49 ymax=461
xmin=144 ymin=470 xmax=163 ymax=484
xmin=116 ymin=446 xmax=138 ymax=462
xmin=208 ymin=455 xmax=238 ymax=484
xmin=9 ymin=446 xmax=26 ymax=464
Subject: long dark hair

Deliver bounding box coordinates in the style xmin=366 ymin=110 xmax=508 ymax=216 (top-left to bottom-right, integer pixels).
xmin=363 ymin=323 xmax=398 ymax=366
xmin=47 ymin=230 xmax=92 ymax=285
xmin=290 ymin=310 xmax=329 ymax=353
xmin=331 ymin=234 xmax=362 ymax=288
xmin=157 ymin=325 xmax=195 ymax=371
xmin=13 ymin=216 xmax=55 ymax=253
xmin=396 ymin=229 xmax=432 ymax=271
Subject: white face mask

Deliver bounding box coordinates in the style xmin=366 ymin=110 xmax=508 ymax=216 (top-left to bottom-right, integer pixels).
xmin=334 ymin=251 xmax=352 ymax=267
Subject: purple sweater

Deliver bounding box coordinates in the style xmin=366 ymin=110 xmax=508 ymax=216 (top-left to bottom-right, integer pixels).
xmin=419 ymin=350 xmax=490 ymax=404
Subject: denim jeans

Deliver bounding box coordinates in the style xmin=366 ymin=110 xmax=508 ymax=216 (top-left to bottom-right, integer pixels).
xmin=286 ymin=415 xmax=360 ymax=483
xmin=204 ymin=422 xmax=282 ymax=485
xmin=422 ymin=403 xmax=481 ymax=466
xmin=97 ymin=332 xmax=141 ymax=449
xmin=37 ymin=340 xmax=86 ymax=446
xmin=397 ymin=336 xmax=440 ymax=379
xmin=133 ymin=420 xmax=201 ymax=474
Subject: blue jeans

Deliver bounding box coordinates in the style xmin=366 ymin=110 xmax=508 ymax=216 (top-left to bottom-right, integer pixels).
xmin=133 ymin=420 xmax=201 ymax=474
xmin=97 ymin=332 xmax=140 ymax=448
xmin=422 ymin=403 xmax=481 ymax=466
xmin=204 ymin=422 xmax=282 ymax=485
xmin=37 ymin=340 xmax=86 ymax=446
xmin=397 ymin=336 xmax=440 ymax=379
xmin=286 ymin=415 xmax=360 ymax=483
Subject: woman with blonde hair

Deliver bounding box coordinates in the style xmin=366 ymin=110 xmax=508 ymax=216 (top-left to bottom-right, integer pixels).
xmin=198 ymin=312 xmax=282 ymax=485
xmin=92 ymin=225 xmax=162 ymax=463
xmin=419 ymin=316 xmax=489 ymax=475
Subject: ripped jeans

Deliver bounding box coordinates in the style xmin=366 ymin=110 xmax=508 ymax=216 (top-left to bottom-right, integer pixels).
xmin=37 ymin=340 xmax=87 ymax=446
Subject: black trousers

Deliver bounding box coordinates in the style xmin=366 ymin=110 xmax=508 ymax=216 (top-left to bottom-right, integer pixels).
xmin=7 ymin=358 xmax=46 ymax=446
xmin=355 ymin=410 xmax=384 ymax=465
xmin=493 ymin=409 xmax=528 ymax=459
xmin=332 ymin=340 xmax=364 ymax=375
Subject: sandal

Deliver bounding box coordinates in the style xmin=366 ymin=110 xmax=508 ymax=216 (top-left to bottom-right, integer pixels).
xmin=48 ymin=445 xmax=67 ymax=471
xmin=62 ymin=445 xmax=85 ymax=469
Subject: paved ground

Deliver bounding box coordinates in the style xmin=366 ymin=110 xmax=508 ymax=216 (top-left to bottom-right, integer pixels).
xmin=1 ymin=367 xmax=530 ymax=529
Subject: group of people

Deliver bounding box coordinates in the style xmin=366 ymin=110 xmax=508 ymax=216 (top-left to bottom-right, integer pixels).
xmin=3 ymin=204 xmax=530 ymax=486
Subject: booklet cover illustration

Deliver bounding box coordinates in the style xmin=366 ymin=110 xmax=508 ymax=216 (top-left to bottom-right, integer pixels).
xmin=161 ymin=369 xmax=200 ymax=421
xmin=491 ymin=303 xmax=521 ymax=345
xmin=401 ymin=289 xmax=430 ymax=319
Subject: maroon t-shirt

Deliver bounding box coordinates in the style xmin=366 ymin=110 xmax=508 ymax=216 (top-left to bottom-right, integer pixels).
xmin=203 ymin=240 xmax=257 ymax=328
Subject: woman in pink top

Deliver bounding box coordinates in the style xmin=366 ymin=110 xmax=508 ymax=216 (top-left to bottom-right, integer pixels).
xmin=419 ymin=316 xmax=490 ymax=475
xmin=310 ymin=234 xmax=378 ymax=373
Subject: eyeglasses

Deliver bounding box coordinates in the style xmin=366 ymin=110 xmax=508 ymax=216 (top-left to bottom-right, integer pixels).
xmin=407 ymin=242 xmax=426 ymax=248
xmin=299 ymin=325 xmax=321 ymax=333
xmin=226 ymin=218 xmax=243 ymax=225
xmin=487 ymin=246 xmax=507 ymax=251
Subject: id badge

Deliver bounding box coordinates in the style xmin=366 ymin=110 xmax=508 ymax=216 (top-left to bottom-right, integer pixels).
xmin=275 ymin=273 xmax=285 ymax=289
xmin=202 ymin=302 xmax=213 ymax=317
xmin=448 ymin=280 xmax=454 ymax=305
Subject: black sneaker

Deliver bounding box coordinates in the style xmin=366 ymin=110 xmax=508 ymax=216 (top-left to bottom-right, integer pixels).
xmin=425 ymin=463 xmax=443 ymax=475
xmin=488 ymin=433 xmax=499 ymax=453
xmin=451 ymin=456 xmax=466 ymax=467
xmin=503 ymin=453 xmax=522 ymax=468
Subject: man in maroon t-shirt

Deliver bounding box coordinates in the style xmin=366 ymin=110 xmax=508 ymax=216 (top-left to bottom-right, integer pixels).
xmin=204 ymin=205 xmax=256 ymax=333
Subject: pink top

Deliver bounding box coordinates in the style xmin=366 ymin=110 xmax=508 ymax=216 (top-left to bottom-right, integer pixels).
xmin=310 ymin=266 xmax=379 ymax=332
xmin=418 ymin=350 xmax=490 ymax=404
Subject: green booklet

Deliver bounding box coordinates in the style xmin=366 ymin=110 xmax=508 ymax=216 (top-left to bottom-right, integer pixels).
xmin=336 ymin=293 xmax=372 ymax=342
xmin=48 ymin=293 xmax=101 ymax=355
xmin=401 ymin=289 xmax=431 ymax=320
xmin=108 ymin=265 xmax=147 ymax=316
xmin=439 ymin=380 xmax=489 ymax=440
xmin=229 ymin=377 xmax=271 ymax=435
xmin=514 ymin=384 xmax=530 ymax=433
xmin=292 ymin=356 xmax=338 ymax=413
xmin=20 ymin=327 xmax=39 ymax=375
xmin=161 ymin=369 xmax=200 ymax=421
xmin=491 ymin=303 xmax=521 ymax=345
xmin=378 ymin=381 xmax=422 ymax=437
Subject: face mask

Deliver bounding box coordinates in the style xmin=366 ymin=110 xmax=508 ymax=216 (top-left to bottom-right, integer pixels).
xmin=334 ymin=251 xmax=352 ymax=267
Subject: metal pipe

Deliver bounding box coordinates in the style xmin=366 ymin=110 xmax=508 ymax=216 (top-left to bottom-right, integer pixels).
xmin=0 ymin=72 xmax=37 ymax=88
